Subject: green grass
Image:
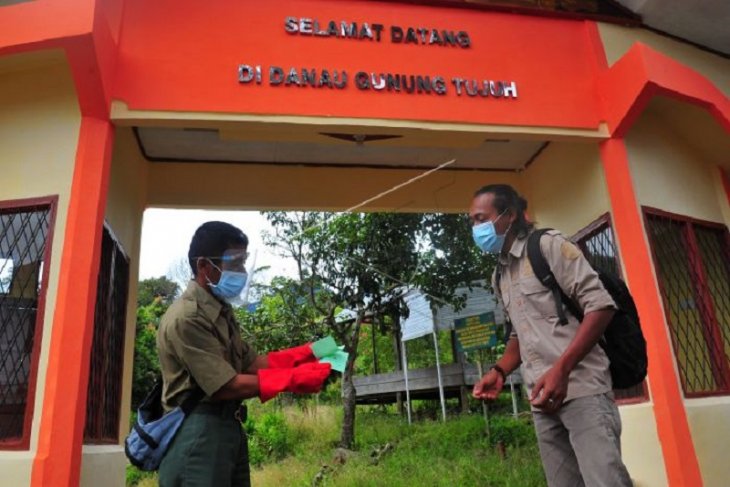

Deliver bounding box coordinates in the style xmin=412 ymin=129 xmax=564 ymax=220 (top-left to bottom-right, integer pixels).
xmin=127 ymin=399 xmax=545 ymax=487
xmin=251 ymin=401 xmax=545 ymax=487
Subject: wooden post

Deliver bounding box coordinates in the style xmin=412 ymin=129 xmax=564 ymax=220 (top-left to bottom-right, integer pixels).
xmin=372 ymin=318 xmax=379 ymax=375
xmin=475 ymin=351 xmax=490 ymax=442
xmin=392 ymin=313 xmax=404 ymax=415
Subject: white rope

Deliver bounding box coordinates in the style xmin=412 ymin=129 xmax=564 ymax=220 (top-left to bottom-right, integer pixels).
xmin=294 ymin=159 xmax=456 ymax=239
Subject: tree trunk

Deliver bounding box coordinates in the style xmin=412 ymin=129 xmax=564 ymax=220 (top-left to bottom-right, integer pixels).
xmin=339 ymin=313 xmax=363 ymax=449
xmin=340 ymin=357 xmax=357 ymax=449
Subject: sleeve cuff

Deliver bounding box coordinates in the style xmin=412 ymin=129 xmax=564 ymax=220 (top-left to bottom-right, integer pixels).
xmin=200 ymin=368 xmax=237 ymax=397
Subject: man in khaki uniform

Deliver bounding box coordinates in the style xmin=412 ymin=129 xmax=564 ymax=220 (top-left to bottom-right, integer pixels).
xmin=157 ymin=221 xmax=330 ymax=487
xmin=470 ymin=185 xmax=632 ymax=487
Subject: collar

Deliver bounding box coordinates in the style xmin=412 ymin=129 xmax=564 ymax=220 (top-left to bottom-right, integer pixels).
xmin=183 ymin=280 xmax=228 ymax=323
xmin=498 ymin=232 xmax=529 ymax=266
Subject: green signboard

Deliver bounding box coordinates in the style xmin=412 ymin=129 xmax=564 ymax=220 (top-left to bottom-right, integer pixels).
xmin=454 ymin=312 xmax=498 ymax=353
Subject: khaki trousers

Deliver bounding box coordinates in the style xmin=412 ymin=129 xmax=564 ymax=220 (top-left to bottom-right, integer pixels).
xmin=532 ymin=392 xmax=633 ymax=487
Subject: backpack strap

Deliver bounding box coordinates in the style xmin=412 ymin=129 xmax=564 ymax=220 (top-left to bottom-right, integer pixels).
xmin=144 ymin=376 xmax=205 ymax=416
xmin=526 ymin=229 xmax=583 ymax=326
xmin=494 ymin=266 xmax=502 ymax=298
xmin=180 ymin=385 xmax=206 ymax=415
xmin=493 ymin=266 xmax=515 ymax=341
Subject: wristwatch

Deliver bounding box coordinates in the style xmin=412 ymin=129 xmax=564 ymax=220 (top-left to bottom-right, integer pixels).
xmin=489 ymin=364 xmax=507 ymax=382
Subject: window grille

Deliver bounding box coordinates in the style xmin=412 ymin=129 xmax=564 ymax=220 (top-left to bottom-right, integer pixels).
xmin=572 ymin=214 xmax=648 ymax=402
xmin=0 ymin=199 xmax=54 ymax=447
xmin=644 ymin=209 xmax=730 ymax=397
xmin=83 ymin=225 xmax=129 ymax=443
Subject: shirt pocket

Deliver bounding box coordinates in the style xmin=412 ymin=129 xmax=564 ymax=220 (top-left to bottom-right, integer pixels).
xmin=518 ymin=277 xmax=559 ymax=320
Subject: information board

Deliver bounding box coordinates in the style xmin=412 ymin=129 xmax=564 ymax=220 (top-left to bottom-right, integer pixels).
xmin=454 ymin=312 xmax=498 ymax=353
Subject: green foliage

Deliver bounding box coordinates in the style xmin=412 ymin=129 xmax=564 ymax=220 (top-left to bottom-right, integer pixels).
xmin=355 ymin=322 xmax=397 ymax=375
xmin=248 ymin=403 xmax=545 ymax=487
xmin=131 ymin=277 xmax=179 ymax=410
xmin=125 ymin=464 xmax=155 ymax=486
xmin=245 ymin=410 xmax=293 ymax=467
xmin=235 ymin=276 xmax=329 ymax=353
xmin=262 ymin=211 xmax=428 ymax=448
xmin=318 ymin=377 xmax=343 ymax=403
xmin=261 ymin=211 xmax=499 ymax=449
xmin=416 ymin=213 xmax=498 ymax=310
xmin=488 ymin=414 xmax=536 ymax=448
xmin=124 ymin=403 xmax=543 ymax=487
xmin=356 ymin=323 xmax=458 ymax=377
xmin=137 ymin=275 xmax=179 ymax=307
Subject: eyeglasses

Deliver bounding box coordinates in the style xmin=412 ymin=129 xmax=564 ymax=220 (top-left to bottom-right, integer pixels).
xmin=195 ymin=251 xmax=249 ymax=271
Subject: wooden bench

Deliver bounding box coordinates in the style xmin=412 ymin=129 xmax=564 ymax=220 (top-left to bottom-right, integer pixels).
xmin=353 ymin=363 xmax=522 ymax=404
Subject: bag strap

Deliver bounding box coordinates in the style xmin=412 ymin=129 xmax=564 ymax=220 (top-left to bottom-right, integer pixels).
xmin=526 ymin=229 xmax=583 ymax=326
xmin=180 ymin=385 xmax=205 ymax=415
xmin=493 ymin=266 xmax=514 ymax=341
xmin=494 ymin=265 xmax=503 ymax=304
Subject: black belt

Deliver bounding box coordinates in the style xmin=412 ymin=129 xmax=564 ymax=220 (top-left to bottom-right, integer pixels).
xmin=192 ymin=401 xmax=247 ymax=423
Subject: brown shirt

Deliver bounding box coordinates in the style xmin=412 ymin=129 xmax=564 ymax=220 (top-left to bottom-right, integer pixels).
xmin=157 ymin=281 xmax=257 ymax=411
xmin=493 ymin=230 xmax=616 ymax=404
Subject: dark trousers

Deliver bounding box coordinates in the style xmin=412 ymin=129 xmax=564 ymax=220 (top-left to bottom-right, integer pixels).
xmin=159 ymin=402 xmax=250 ymax=487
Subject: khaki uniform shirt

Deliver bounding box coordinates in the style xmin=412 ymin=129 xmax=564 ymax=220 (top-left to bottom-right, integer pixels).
xmin=493 ymin=230 xmax=615 ymax=404
xmin=157 ymin=281 xmax=257 ymax=412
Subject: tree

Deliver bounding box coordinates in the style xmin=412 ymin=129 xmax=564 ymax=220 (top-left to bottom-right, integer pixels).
xmin=137 ymin=275 xmax=179 ymax=307
xmin=262 ymin=212 xmax=416 ymax=448
xmin=166 ymin=256 xmax=192 ymax=292
xmin=318 ymin=212 xmax=425 ymax=448
xmin=132 ymin=277 xmax=179 ymax=409
xmin=235 ymin=276 xmax=329 ymax=353
xmin=416 ymin=212 xmax=497 ymax=307
xmin=261 ymin=210 xmax=495 ymax=449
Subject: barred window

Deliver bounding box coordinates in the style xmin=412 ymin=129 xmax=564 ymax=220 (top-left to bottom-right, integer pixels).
xmin=572 ymin=213 xmax=648 ymax=403
xmin=83 ymin=225 xmax=129 ymax=443
xmin=0 ymin=198 xmax=55 ymax=448
xmin=644 ymin=208 xmax=730 ymax=397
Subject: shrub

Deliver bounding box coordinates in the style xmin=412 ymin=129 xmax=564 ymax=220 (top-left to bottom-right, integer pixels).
xmin=245 ymin=410 xmax=292 ymax=466
xmin=125 ymin=465 xmax=155 ymax=486
xmin=488 ymin=414 xmax=536 ymax=448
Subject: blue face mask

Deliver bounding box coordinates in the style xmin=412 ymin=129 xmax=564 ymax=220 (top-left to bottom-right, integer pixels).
xmin=472 ymin=211 xmax=508 ymax=254
xmin=206 ymin=260 xmax=248 ymax=303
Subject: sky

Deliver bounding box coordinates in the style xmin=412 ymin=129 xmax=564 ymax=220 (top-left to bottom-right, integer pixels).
xmin=139 ymin=209 xmax=298 ymax=287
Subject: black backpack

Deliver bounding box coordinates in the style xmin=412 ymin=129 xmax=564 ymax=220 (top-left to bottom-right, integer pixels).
xmin=504 ymin=228 xmax=648 ymax=389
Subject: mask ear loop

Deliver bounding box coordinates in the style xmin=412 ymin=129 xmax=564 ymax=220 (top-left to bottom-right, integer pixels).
xmin=498 ymin=211 xmax=515 ymax=254
xmin=200 ymin=257 xmax=222 ymax=287
xmin=492 ymin=208 xmax=509 ymax=225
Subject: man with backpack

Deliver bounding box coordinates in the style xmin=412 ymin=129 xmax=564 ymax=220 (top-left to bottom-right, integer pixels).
xmin=470 ymin=184 xmax=634 ymax=487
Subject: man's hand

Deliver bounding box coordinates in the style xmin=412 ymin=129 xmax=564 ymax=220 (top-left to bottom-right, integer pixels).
xmin=472 ymin=369 xmax=505 ymax=401
xmin=528 ymin=308 xmax=614 ymax=414
xmin=530 ymin=365 xmax=569 ymax=413
xmin=472 ymin=337 xmax=521 ymax=401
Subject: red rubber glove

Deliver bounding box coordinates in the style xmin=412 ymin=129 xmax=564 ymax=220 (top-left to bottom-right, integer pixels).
xmin=267 ymin=343 xmax=316 ymax=368
xmin=257 ymin=362 xmax=332 ymax=403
